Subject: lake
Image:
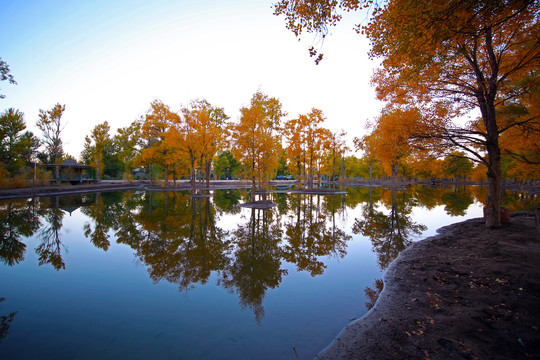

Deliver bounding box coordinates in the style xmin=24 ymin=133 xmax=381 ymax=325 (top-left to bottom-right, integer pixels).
xmin=1 ymin=185 xmax=537 ymax=359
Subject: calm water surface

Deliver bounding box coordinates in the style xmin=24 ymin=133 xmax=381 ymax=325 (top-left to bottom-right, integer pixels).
xmin=0 ymin=185 xmax=537 ymax=359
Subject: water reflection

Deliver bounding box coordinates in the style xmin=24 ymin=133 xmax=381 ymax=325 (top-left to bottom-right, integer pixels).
xmin=82 ymin=192 xmax=124 ymax=251
xmin=0 ymin=199 xmax=35 ymax=266
xmin=37 ymin=197 xmax=66 ymax=270
xmin=81 ymin=190 xmax=353 ymax=322
xmin=0 ymin=297 xmax=17 ymax=344
xmin=1 ymin=185 xmax=538 ymax=324
xmin=364 ymin=279 xmax=384 ymax=310
xmin=220 ymin=208 xmax=284 ymax=323
xmin=282 ymin=194 xmax=351 ymax=276
xmin=353 ymin=188 xmax=426 ymax=271
xmin=118 ymin=192 xmax=231 ymax=292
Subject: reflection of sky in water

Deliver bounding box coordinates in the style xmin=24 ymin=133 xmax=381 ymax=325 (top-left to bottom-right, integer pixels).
xmin=412 ymin=204 xmax=485 ymax=238
xmin=0 ymin=186 xmax=530 ymax=359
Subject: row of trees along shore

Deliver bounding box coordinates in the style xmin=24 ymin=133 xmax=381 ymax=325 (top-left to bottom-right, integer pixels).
xmin=0 ymin=90 xmax=536 ymax=193
xmin=1 ymin=0 xmax=539 ymax=227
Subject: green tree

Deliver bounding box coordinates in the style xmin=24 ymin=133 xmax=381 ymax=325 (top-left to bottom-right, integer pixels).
xmin=114 ymin=120 xmax=141 ymax=179
xmin=442 ymin=152 xmax=474 ymax=182
xmin=101 ymin=140 xmax=124 ymax=179
xmin=0 ymin=199 xmax=40 ymax=266
xmin=0 ymin=57 xmax=16 ymax=99
xmin=83 ymin=121 xmax=111 ymax=183
xmin=215 ymin=150 xmax=242 ymax=180
xmin=0 ymin=108 xmax=39 ymax=176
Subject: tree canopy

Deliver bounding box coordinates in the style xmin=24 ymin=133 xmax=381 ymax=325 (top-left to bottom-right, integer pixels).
xmin=36 ymin=103 xmax=66 ymax=180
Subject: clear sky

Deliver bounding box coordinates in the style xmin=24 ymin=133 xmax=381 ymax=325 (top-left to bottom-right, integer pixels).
xmin=1 ymin=0 xmax=382 ymax=158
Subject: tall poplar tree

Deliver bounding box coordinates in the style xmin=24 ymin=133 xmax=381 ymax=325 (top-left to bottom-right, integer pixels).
xmin=36 ymin=103 xmax=66 ymax=181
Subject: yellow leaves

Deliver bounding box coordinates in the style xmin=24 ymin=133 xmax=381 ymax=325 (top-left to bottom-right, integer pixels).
xmin=141 ymin=100 xmax=180 ymax=142
xmin=230 ymin=92 xmax=284 ymax=190
xmin=367 ymin=106 xmax=421 ymax=166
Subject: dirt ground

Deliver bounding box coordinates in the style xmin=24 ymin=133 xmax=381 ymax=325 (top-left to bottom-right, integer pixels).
xmin=318 ymin=212 xmax=540 ymax=360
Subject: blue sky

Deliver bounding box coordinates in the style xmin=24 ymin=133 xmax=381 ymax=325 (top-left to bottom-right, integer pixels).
xmin=1 ymin=0 xmax=381 ymax=157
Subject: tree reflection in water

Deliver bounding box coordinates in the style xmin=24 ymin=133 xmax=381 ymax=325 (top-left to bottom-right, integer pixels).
xmin=354 ymin=188 xmax=426 ymax=271
xmin=282 ymin=193 xmax=351 ymax=276
xmin=4 ymin=185 xmax=518 ymax=323
xmin=220 ymin=207 xmax=285 ymax=323
xmin=116 ymin=191 xmax=232 ymax=292
xmin=82 ymin=192 xmax=124 ymax=251
xmin=36 ymin=196 xmax=66 ymax=270
xmin=354 ymin=188 xmax=427 ymax=310
xmin=109 ymin=190 xmax=353 ymax=322
xmin=0 ymin=199 xmax=38 ymax=266
xmin=0 ymin=297 xmax=17 ymax=344
xmin=364 ymin=279 xmax=384 ymax=310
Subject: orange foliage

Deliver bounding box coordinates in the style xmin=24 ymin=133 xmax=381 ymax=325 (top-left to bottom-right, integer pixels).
xmin=230 ymin=91 xmax=285 ymax=197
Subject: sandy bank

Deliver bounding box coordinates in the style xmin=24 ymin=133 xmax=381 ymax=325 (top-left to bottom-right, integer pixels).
xmin=317 ymin=212 xmax=540 ymax=359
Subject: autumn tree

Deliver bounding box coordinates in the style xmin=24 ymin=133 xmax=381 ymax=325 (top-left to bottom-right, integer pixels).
xmin=363 ymin=107 xmax=424 ymax=186
xmin=138 ymin=100 xmax=180 ymax=186
xmin=284 ymin=108 xmax=328 ymax=188
xmin=274 ymin=0 xmax=540 ymax=227
xmin=181 ymin=99 xmax=229 ymax=192
xmin=36 ymin=103 xmax=66 ymax=181
xmin=407 ymin=156 xmax=444 ymax=181
xmin=230 ymin=91 xmax=285 ymax=199
xmin=83 ymin=121 xmax=111 ymax=183
xmin=497 ymin=83 xmax=540 ymax=180
xmin=283 ymin=116 xmax=305 ymax=186
xmin=0 ymin=57 xmax=16 ymax=99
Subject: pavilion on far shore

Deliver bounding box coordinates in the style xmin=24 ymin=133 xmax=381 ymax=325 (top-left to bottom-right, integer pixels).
xmin=41 ymin=159 xmax=96 ymax=185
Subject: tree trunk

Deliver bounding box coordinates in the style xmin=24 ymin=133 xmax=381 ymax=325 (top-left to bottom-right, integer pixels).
xmin=309 ymin=155 xmax=313 ymax=189
xmin=96 ymin=156 xmax=101 ymax=183
xmin=392 ymin=160 xmax=398 ymax=188
xmin=485 ymin=138 xmax=502 ymax=228
xmin=251 ymin=159 xmax=256 ymax=200
xmin=55 ymin=153 xmax=59 ymax=181
xmin=331 ymin=154 xmax=336 ymax=189
xmin=164 ymin=163 xmax=168 ymax=188
xmin=206 ymin=159 xmax=211 ymax=189
xmin=369 ymin=162 xmax=373 ymax=184
xmin=480 ymin=27 xmax=502 ymax=228
xmin=190 ymin=155 xmax=196 ymax=194
xmin=149 ymin=163 xmax=153 ymax=185
xmin=297 ymin=161 xmax=302 ymax=188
